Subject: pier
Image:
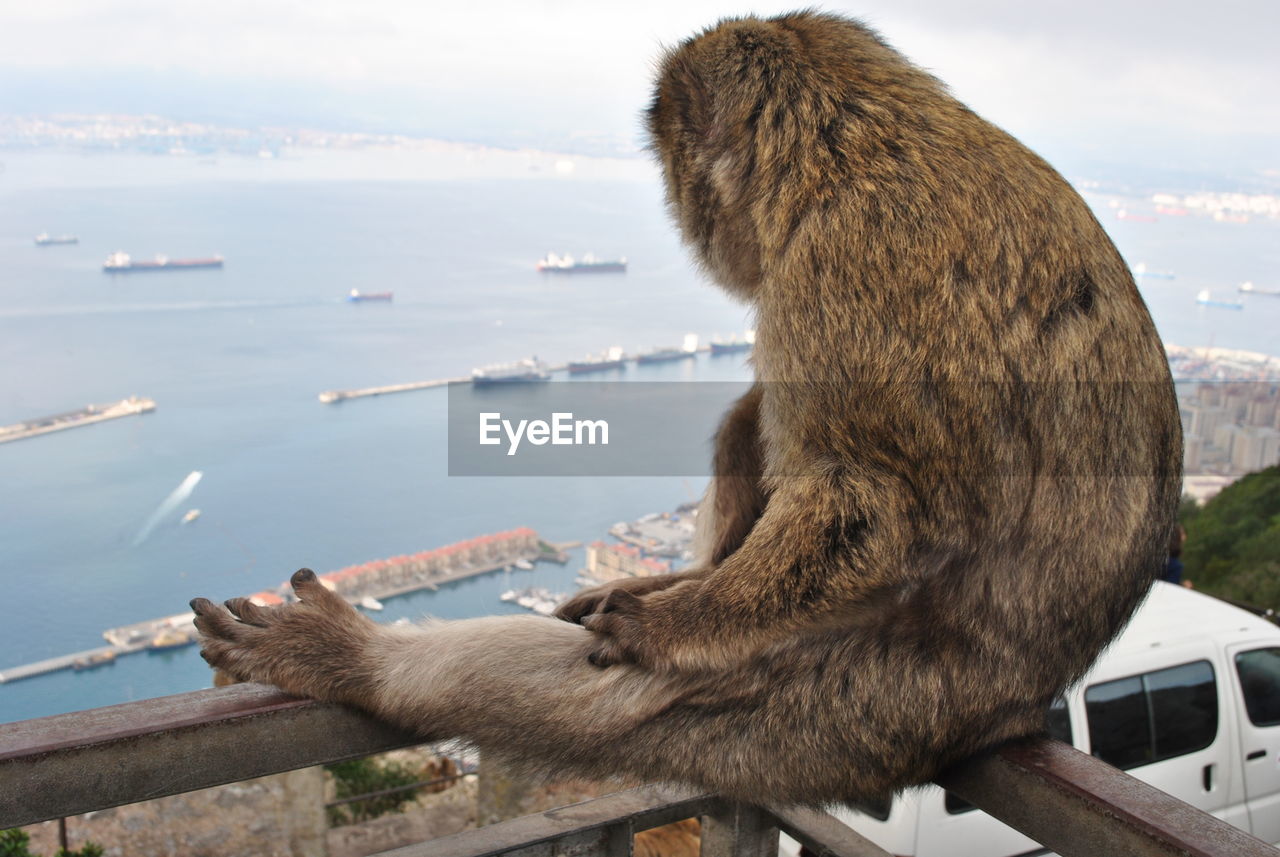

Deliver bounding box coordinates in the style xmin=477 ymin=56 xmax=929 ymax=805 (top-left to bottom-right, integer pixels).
xmin=318 ymin=376 xmax=471 ymax=403
xmin=0 ymin=397 xmax=156 ymax=445
xmin=316 ymin=339 xmax=749 ymax=405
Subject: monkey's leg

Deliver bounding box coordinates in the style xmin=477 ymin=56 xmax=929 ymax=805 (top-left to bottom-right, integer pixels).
xmin=193 ymin=569 xmax=919 ymax=805
xmin=558 ymin=385 xmax=767 ymax=624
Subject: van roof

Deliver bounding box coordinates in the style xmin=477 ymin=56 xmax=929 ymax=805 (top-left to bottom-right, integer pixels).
xmin=1109 ymin=582 xmax=1279 ymax=654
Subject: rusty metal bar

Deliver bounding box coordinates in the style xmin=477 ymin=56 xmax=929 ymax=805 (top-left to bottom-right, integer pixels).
xmin=939 ymin=738 xmax=1279 ymax=857
xmin=0 ymin=683 xmax=421 ymax=829
xmin=767 ymin=804 xmax=894 ymax=857
xmin=371 ymin=784 xmax=717 ymax=857
xmin=700 ymin=802 xmax=779 ymax=857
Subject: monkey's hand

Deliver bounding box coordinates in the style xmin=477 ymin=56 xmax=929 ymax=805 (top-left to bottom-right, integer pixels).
xmin=191 ymin=568 xmax=380 ymax=704
xmin=555 ymin=570 xmax=702 ymax=625
xmin=579 ymin=580 xmax=725 ymax=672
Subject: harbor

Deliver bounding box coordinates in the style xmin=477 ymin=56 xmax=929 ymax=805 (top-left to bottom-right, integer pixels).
xmin=0 ymin=529 xmax=569 ymax=685
xmin=0 ymin=397 xmax=156 ymax=445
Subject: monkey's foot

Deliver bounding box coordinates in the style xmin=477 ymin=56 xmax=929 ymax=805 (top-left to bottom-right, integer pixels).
xmin=191 ymin=568 xmax=379 ymax=703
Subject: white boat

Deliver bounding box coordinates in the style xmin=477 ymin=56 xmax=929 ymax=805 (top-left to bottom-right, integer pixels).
xmin=181 ymin=509 xmax=201 ymax=524
xmin=359 ymin=596 xmax=384 ymax=611
xmin=514 ymin=558 xmax=534 ymax=571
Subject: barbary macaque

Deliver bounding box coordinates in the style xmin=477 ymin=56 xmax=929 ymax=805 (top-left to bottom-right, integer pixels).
xmin=193 ymin=11 xmax=1180 ymax=805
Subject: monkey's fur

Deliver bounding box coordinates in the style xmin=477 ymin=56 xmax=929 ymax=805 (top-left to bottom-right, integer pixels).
xmin=193 ymin=11 xmax=1181 ymax=806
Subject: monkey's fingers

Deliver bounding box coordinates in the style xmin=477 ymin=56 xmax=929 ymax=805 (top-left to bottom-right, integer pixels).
xmin=288 ymin=568 xmax=355 ymax=612
xmin=191 ymin=597 xmax=254 ymax=642
xmin=224 ymin=596 xmax=275 ymax=627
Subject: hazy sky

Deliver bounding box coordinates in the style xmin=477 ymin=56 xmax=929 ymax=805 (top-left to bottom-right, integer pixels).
xmin=1 ymin=1 xmax=1276 ymax=172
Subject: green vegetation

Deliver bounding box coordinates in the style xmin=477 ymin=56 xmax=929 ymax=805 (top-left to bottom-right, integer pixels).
xmin=325 ymin=757 xmax=427 ymax=826
xmin=1181 ymin=465 xmax=1280 ymax=608
xmin=0 ymin=829 xmax=103 ymax=857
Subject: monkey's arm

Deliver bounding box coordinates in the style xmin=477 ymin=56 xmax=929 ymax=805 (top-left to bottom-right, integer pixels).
xmin=558 ymin=385 xmax=767 ymax=624
xmin=581 ymin=474 xmax=873 ymax=671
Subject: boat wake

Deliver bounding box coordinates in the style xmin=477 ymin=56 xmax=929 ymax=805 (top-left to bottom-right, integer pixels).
xmin=133 ymin=471 xmax=203 ymax=547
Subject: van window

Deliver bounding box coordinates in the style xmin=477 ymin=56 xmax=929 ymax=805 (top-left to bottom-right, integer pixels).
xmin=1235 ymin=648 xmax=1280 ymax=727
xmin=850 ymin=795 xmax=891 ymax=821
xmin=1085 ymin=660 xmax=1217 ymax=770
xmin=945 ymin=698 xmax=1072 ymax=815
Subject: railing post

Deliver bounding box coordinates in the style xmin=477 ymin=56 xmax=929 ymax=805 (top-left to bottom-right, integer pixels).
xmin=700 ymin=802 xmax=779 ymax=857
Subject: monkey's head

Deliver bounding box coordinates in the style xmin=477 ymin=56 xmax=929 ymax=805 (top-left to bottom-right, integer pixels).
xmin=646 ymin=12 xmax=931 ymax=302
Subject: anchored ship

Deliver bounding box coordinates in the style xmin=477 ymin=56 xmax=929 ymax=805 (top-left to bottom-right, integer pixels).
xmin=35 ymin=233 xmax=78 ymax=246
xmin=473 ymin=358 xmax=551 ymax=385
xmin=536 ymin=252 xmax=627 ymax=274
xmin=1131 ymin=262 xmax=1175 ymax=281
xmin=568 ymin=346 xmax=627 ymax=374
xmin=103 ymin=251 xmax=224 ymax=273
xmin=1197 ymin=290 xmax=1244 ymax=310
xmin=347 ymin=289 xmax=394 ymax=302
xmin=709 ymin=330 xmax=755 ymax=355
xmin=636 ymin=333 xmax=699 ymax=365
xmin=1239 ymin=282 xmax=1280 ymax=297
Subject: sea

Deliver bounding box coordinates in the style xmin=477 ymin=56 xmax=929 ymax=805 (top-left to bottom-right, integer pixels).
xmin=1 ymin=147 xmax=1277 ymax=724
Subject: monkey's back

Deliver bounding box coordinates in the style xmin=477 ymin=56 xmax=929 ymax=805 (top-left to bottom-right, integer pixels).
xmin=646 ymin=11 xmax=1182 ymax=801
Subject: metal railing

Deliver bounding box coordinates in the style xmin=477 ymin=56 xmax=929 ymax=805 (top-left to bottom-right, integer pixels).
xmin=1 ymin=683 xmax=1277 ymax=857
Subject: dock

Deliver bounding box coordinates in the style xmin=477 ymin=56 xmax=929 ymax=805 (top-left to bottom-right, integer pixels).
xmin=316 ymin=338 xmax=746 ymax=405
xmin=0 ymin=397 xmax=156 ymax=445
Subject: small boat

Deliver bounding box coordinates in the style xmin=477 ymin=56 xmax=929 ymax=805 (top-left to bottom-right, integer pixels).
xmin=514 ymin=558 xmax=534 ymax=571
xmin=35 ymin=233 xmax=79 ymax=246
xmin=359 ymin=595 xmax=384 ymax=611
xmin=536 ymin=252 xmax=627 ymax=274
xmin=346 ymin=289 xmax=393 ymax=302
xmin=73 ymin=650 xmax=118 ymax=671
xmin=148 ymin=630 xmax=194 ymax=651
xmin=182 ymin=509 xmax=201 ymax=524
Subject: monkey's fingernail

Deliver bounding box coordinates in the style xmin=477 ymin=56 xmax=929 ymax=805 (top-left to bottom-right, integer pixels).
xmin=190 ymin=598 xmax=208 ymax=614
xmin=291 ymin=568 xmax=317 ymax=586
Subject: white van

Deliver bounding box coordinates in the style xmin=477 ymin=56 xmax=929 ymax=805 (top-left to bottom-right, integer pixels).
xmin=783 ymin=582 xmax=1280 ymax=856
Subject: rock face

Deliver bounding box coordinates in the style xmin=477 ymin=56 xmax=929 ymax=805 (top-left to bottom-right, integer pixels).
xmin=23 ymin=767 xmax=328 ymax=857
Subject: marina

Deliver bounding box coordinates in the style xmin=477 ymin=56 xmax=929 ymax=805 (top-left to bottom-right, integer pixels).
xmin=0 ymin=529 xmax=565 ymax=685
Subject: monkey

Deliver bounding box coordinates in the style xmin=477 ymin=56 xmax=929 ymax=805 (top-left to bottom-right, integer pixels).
xmin=191 ymin=11 xmax=1181 ymax=807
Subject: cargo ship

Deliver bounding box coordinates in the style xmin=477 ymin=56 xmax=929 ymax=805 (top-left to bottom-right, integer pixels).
xmin=473 ymin=358 xmax=551 ymax=385
xmin=35 ymin=233 xmax=78 ymax=246
xmin=1197 ymin=290 xmax=1244 ymax=310
xmin=636 ymin=334 xmax=699 ymax=365
xmin=536 ymin=252 xmax=627 ymax=274
xmin=1131 ymin=263 xmax=1175 ymax=281
xmin=1239 ymin=282 xmax=1280 ymax=297
xmin=709 ymin=331 xmax=755 ymax=355
xmin=568 ymin=346 xmax=627 ymax=374
xmin=103 ymin=251 xmax=224 ymax=273
xmin=347 ymin=289 xmax=393 ymax=302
